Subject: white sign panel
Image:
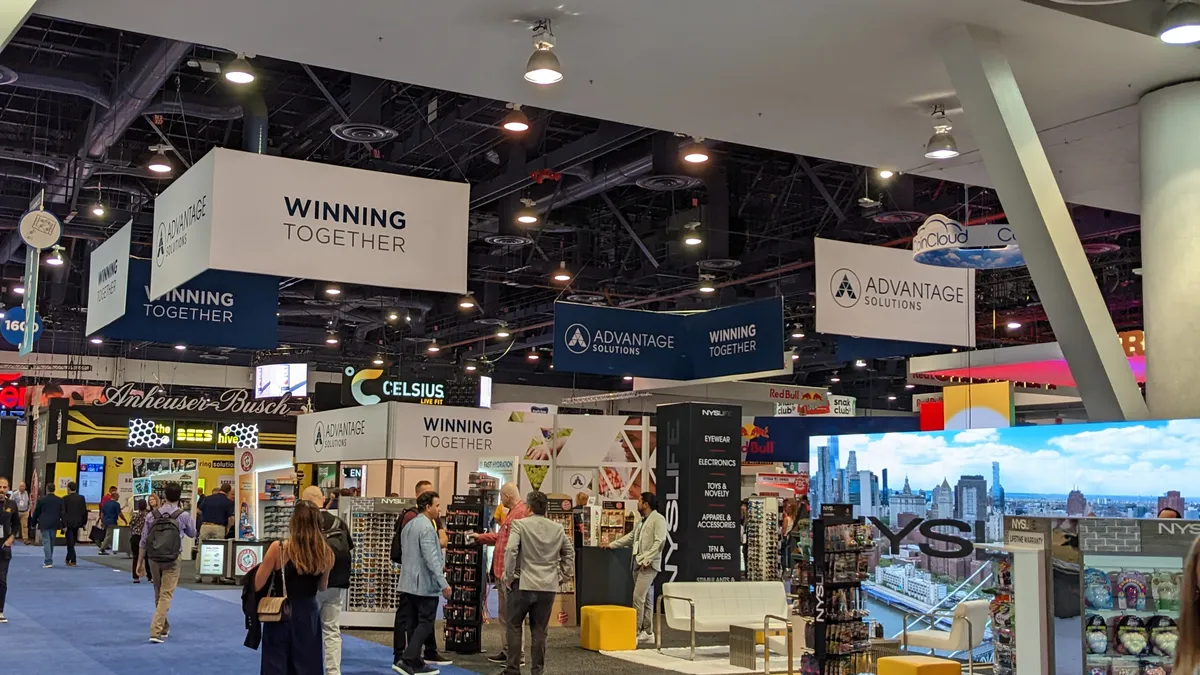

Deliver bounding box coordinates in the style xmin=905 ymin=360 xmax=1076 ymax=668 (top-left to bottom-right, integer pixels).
xmin=295 ymin=403 xmax=391 ymax=463
xmin=85 ymin=221 xmax=133 ymax=335
xmin=815 ymin=238 xmax=976 ymax=347
xmin=150 ymin=148 xmax=469 ymax=300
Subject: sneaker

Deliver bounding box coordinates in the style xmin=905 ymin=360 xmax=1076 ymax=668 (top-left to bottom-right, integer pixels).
xmin=149 ymin=637 xmax=164 ymax=644
xmin=133 ymin=579 xmax=141 ymax=584
xmin=98 ymin=550 xmax=109 ymax=556
xmin=425 ymin=653 xmax=453 ymax=666
xmin=486 ymin=653 xmax=507 ymax=664
xmin=392 ymin=662 xmax=414 ymax=675
xmin=638 ymin=631 xmax=655 ymax=644
xmin=0 ymin=612 xmax=7 ymax=623
xmin=414 ymin=666 xmax=439 ymax=675
xmin=42 ymin=563 xmax=52 ymax=568
xmin=161 ymin=632 xmax=169 ymax=639
xmin=67 ymin=562 xmax=76 ymax=567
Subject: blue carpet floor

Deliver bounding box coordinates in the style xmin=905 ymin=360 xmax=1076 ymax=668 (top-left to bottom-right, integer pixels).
xmin=2 ymin=545 xmax=484 ymax=675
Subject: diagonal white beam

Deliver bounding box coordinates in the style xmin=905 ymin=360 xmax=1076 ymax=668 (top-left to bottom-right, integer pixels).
xmin=937 ymin=24 xmax=1147 ymax=422
xmin=0 ymin=1 xmax=34 ymax=52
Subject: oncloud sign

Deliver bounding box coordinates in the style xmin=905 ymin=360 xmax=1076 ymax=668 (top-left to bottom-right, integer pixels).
xmin=149 ymin=148 xmax=468 ymax=300
xmin=912 ymin=214 xmax=1025 ymax=269
xmin=816 ymin=238 xmax=976 ymax=347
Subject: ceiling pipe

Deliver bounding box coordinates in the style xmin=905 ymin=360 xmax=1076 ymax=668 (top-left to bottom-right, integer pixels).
xmin=144 ymin=93 xmax=245 ymax=121
xmin=0 ymin=63 xmax=111 ymax=107
xmin=241 ymin=90 xmax=268 ymax=154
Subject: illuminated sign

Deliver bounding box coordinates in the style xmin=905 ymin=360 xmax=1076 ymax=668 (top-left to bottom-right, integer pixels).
xmin=175 ymin=422 xmax=216 ymax=447
xmin=341 ymin=367 xmax=446 ymax=406
xmin=127 ymin=418 xmax=260 ymax=450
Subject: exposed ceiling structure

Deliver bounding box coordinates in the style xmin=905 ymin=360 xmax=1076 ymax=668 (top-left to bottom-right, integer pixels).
xmin=0 ymin=11 xmax=1151 ymax=409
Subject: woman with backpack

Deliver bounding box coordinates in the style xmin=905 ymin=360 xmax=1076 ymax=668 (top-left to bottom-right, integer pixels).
xmin=254 ymin=501 xmax=334 ymax=675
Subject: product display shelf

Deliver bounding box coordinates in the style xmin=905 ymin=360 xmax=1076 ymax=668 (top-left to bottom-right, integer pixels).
xmin=546 ymin=497 xmax=578 ymax=626
xmin=340 ymin=496 xmax=412 ymax=629
xmin=260 ymin=478 xmax=297 ymax=540
xmin=146 ymin=471 xmax=196 ymax=513
xmin=1083 ymin=555 xmax=1182 ymax=675
xmin=989 ymin=552 xmax=1015 ymax=675
xmin=746 ymin=496 xmax=781 ymax=581
xmin=444 ymin=495 xmax=485 ymax=654
xmin=810 ymin=504 xmax=872 ymax=675
xmin=598 ymin=505 xmax=628 ymax=547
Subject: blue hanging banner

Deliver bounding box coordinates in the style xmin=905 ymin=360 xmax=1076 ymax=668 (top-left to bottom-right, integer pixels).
xmin=101 ymin=259 xmax=279 ymax=349
xmin=553 ymin=297 xmax=784 ymax=380
xmin=1 ymin=305 xmax=42 ymax=347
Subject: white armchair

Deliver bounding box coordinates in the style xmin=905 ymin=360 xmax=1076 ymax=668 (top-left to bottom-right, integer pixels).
xmin=902 ymin=599 xmax=990 ymax=674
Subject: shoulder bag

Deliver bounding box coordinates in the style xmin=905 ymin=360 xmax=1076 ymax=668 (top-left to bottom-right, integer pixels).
xmin=257 ymin=544 xmax=291 ymax=623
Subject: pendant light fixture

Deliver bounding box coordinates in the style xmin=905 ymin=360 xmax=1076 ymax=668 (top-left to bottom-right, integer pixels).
xmin=698 ymin=274 xmax=716 ymax=294
xmin=465 ymin=363 xmax=478 ymax=372
xmin=44 ymin=247 xmax=64 ymax=267
xmin=324 ymin=283 xmax=342 ymax=296
xmin=683 ymin=222 xmax=703 ymax=246
xmin=680 ymin=137 xmax=710 ymax=164
xmin=90 ymin=336 xmax=104 ymax=345
xmin=147 ymin=145 xmax=173 ymax=174
xmin=524 ymin=20 xmax=564 ymax=85
xmin=174 ymin=343 xmax=187 ymax=351
xmin=515 ymin=198 xmax=539 ymax=225
xmin=1161 ymin=1 xmax=1200 ymax=43
xmin=552 ymin=261 xmax=572 ymax=282
xmin=91 ymin=202 xmax=105 ymax=217
xmin=502 ymin=104 xmax=531 ymax=132
xmin=495 ymin=327 xmax=511 ymax=339
xmin=372 ymin=354 xmax=385 ymax=365
xmin=527 ymin=350 xmax=540 ymax=361
xmin=427 ymin=340 xmax=441 ymax=353
xmin=458 ymin=294 xmax=476 ymax=310
xmin=224 ymin=53 xmax=256 ymax=84
xmin=924 ymin=105 xmax=959 ymax=160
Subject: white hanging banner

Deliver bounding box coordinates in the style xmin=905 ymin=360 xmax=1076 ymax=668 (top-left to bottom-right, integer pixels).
xmin=150 ymin=148 xmax=469 ymax=300
xmin=85 ymin=220 xmax=133 ymax=335
xmin=815 ymin=238 xmax=976 ymax=347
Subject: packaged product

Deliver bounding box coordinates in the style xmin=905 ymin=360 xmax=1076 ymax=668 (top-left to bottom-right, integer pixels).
xmin=1085 ymin=567 xmax=1114 ymax=609
xmin=1117 ymin=570 xmax=1150 ymax=611
xmin=1152 ymin=571 xmax=1181 ymax=612
xmin=1113 ymin=615 xmax=1150 ymax=656
xmin=1085 ymin=614 xmax=1109 ymax=654
xmin=1148 ymin=615 xmax=1178 ymax=657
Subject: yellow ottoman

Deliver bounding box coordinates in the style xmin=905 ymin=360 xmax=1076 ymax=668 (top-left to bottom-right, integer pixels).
xmin=580 ymin=604 xmax=637 ymax=651
xmin=877 ymin=655 xmax=962 ymax=675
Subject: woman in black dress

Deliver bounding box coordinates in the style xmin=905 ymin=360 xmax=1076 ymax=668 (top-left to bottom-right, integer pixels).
xmin=254 ymin=501 xmax=334 ymax=675
xmin=128 ymin=499 xmax=148 ymax=583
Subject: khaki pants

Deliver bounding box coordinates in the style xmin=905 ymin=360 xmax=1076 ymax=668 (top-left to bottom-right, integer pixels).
xmin=17 ymin=511 xmax=28 ymax=542
xmin=633 ymin=567 xmax=657 ymax=635
xmin=316 ymin=587 xmax=344 ymax=675
xmin=149 ymin=560 xmax=180 ymax=638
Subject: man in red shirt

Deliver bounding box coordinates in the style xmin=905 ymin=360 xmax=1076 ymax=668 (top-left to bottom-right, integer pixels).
xmin=472 ymin=483 xmax=528 ymax=665
xmin=100 ymin=486 xmax=118 ymax=505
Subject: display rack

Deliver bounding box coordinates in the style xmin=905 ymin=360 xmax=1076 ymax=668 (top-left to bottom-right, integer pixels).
xmin=546 ymin=496 xmax=578 ymax=627
xmin=598 ymin=501 xmax=630 ymax=547
xmin=810 ymin=504 xmax=871 ymax=675
xmin=746 ymin=496 xmax=782 ymax=581
xmin=260 ymin=477 xmax=297 ymax=540
xmin=990 ymin=552 xmax=1015 ymax=675
xmin=340 ymin=496 xmax=413 ymax=628
xmin=139 ymin=470 xmax=196 ymax=512
xmin=444 ymin=495 xmax=485 ymax=654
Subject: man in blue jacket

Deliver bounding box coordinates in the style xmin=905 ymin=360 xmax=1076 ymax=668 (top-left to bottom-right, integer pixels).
xmin=393 ymin=490 xmax=451 ymax=675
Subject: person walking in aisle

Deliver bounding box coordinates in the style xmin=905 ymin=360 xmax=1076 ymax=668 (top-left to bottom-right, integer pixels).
xmin=62 ymin=482 xmax=87 ymax=567
xmin=607 ymin=491 xmax=667 ymax=643
xmin=128 ymin=499 xmax=148 ymax=583
xmin=0 ymin=476 xmax=17 ymax=623
xmin=136 ymin=494 xmax=161 ymax=585
xmin=255 ymin=501 xmax=334 ymax=675
xmin=301 ymin=486 xmax=353 ymax=675
xmin=392 ymin=480 xmax=451 ymax=668
xmin=12 ymin=481 xmax=29 ymax=544
xmin=471 ymin=483 xmax=529 ymax=665
xmin=98 ymin=489 xmax=127 ymax=554
xmin=30 ymin=482 xmax=63 ymax=568
xmin=139 ymin=482 xmax=197 ymax=643
xmin=502 ymin=491 xmax=575 ymax=675
xmin=393 ymin=490 xmax=452 ymax=675
xmin=195 ymin=483 xmax=234 ymax=581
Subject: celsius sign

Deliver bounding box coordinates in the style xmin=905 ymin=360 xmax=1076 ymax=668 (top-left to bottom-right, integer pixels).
xmin=341 ymin=366 xmax=445 ymax=406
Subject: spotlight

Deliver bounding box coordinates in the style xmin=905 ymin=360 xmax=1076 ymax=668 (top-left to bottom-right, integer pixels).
xmin=459 ymin=295 xmax=476 ymax=309
xmin=924 ymin=106 xmax=959 ymax=160
xmin=887 ymin=395 xmax=898 ymax=401
xmin=680 ymin=137 xmax=709 ymax=164
xmin=465 ymin=363 xmax=478 ymax=372
xmin=791 ymin=354 xmax=799 ymax=361
xmin=951 ymin=348 xmax=959 ymax=353
xmin=496 ymin=328 xmax=512 ymax=339
xmin=91 ymin=202 xmax=106 ymax=217
xmin=683 ymin=223 xmax=703 ymax=246
xmin=855 ymin=359 xmax=867 ymax=368
xmin=1006 ymin=321 xmax=1022 ymax=330
xmin=698 ymin=275 xmax=716 ymax=294
xmin=623 ymin=375 xmax=633 ymax=381
xmin=405 ymin=315 xmax=412 ymax=323
xmin=224 ymin=54 xmax=255 ymax=84
xmin=502 ymin=105 xmax=531 ymax=132
xmin=791 ymin=330 xmax=805 ymax=339
xmin=878 ymin=169 xmax=895 ymax=179
xmin=324 ymin=284 xmax=342 ymax=296
xmin=324 ymin=333 xmax=339 ymax=345
xmin=552 ymin=261 xmax=572 ymax=282
xmin=527 ymin=351 xmax=540 ymax=361
xmin=90 ymin=336 xmax=103 ymax=345
xmin=549 ymin=363 xmax=555 ymax=369
xmin=1161 ymin=1 xmax=1200 ymax=43
xmin=830 ymin=375 xmax=841 ymax=383
xmin=524 ymin=20 xmax=563 ymax=85
xmin=12 ymin=285 xmax=23 ymax=295
xmin=386 ymin=311 xmax=400 ymax=322
xmin=44 ymin=248 xmax=64 ymax=266
xmin=905 ymin=384 xmax=915 ymax=390
xmin=147 ymin=145 xmax=173 ymax=174
xmin=427 ymin=340 xmax=441 ymax=353
xmin=372 ymin=354 xmax=385 ymax=366
xmin=515 ymin=198 xmax=539 ymax=225
xmin=174 ymin=343 xmax=187 ymax=351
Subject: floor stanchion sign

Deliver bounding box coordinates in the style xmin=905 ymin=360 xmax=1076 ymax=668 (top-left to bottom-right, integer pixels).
xmin=15 ymin=189 xmax=60 ymax=355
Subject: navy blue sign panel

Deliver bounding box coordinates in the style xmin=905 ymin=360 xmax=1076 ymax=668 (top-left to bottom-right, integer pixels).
xmin=102 ymin=259 xmax=279 ymax=349
xmin=553 ymin=297 xmax=784 ymax=380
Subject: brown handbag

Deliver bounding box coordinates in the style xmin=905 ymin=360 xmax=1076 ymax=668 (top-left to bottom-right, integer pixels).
xmin=257 ymin=545 xmax=291 ymax=623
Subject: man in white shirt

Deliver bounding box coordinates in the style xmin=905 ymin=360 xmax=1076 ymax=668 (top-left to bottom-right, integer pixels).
xmin=11 ymin=482 xmax=29 ymax=544
xmin=607 ymin=491 xmax=667 ymax=642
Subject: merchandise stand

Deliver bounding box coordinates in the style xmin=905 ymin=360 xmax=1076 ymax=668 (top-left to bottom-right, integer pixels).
xmin=811 ymin=504 xmax=870 ymax=675
xmin=546 ymin=496 xmax=578 ymax=627
xmin=259 ymin=474 xmax=297 ymax=540
xmin=444 ymin=495 xmax=485 ymax=654
xmin=596 ymin=501 xmax=631 ymax=547
xmin=745 ymin=496 xmax=781 ymax=581
xmin=339 ymin=496 xmax=414 ymax=629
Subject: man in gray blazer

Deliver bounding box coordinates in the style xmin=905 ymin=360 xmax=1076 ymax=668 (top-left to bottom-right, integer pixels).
xmin=503 ymin=491 xmax=574 ymax=675
xmin=607 ymin=491 xmax=667 ymax=642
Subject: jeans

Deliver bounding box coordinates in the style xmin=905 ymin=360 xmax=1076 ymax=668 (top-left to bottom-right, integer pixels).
xmin=65 ymin=527 xmax=78 ymax=564
xmin=496 ymin=583 xmax=527 ymax=656
xmin=40 ymin=529 xmax=54 ymax=565
xmin=0 ymin=550 xmax=10 ymax=611
xmin=315 ymin=587 xmax=344 ymax=675
xmin=397 ymin=593 xmax=440 ymax=666
xmin=149 ymin=560 xmax=180 ymax=637
xmin=633 ymin=567 xmax=657 ymax=634
xmin=505 ymin=588 xmax=555 ymax=675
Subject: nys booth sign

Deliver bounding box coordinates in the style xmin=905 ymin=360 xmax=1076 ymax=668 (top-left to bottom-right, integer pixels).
xmin=553 ymin=297 xmax=784 ymax=380
xmin=149 ymin=148 xmax=468 ymax=300
xmin=815 ymin=238 xmax=976 ymax=347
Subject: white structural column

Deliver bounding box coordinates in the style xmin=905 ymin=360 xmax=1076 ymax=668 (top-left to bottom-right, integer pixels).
xmin=0 ymin=1 xmax=34 ymax=51
xmin=937 ymin=25 xmax=1147 ymax=422
xmin=1139 ymin=83 xmax=1200 ymax=419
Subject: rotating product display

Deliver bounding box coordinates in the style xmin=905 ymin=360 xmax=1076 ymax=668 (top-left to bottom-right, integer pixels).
xmin=745 ymin=496 xmax=781 ymax=581
xmin=444 ymin=496 xmax=485 ymax=654
xmin=340 ymin=496 xmax=413 ymax=628
xmin=259 ymin=477 xmax=296 ymax=540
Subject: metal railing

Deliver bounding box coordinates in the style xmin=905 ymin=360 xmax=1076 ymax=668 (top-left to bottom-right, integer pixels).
xmin=889 ymin=563 xmax=994 ymax=639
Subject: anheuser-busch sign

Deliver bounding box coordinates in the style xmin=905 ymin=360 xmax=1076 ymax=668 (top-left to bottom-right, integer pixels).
xmin=94 ymin=383 xmax=291 ymax=415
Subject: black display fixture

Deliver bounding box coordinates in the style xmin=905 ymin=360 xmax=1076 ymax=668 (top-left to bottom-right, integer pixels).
xmin=444 ymin=495 xmax=485 ymax=654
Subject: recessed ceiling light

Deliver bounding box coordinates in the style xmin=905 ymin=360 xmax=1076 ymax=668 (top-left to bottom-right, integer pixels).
xmin=681 ymin=137 xmax=709 ymax=164
xmin=90 ymin=336 xmax=103 ymax=345
xmin=174 ymin=343 xmax=187 ymax=351
xmin=224 ymin=54 xmax=255 ymax=84
xmin=524 ymin=21 xmax=563 ymax=85
xmin=1006 ymin=321 xmax=1022 ymax=330
xmin=1161 ymin=1 xmax=1200 ymax=43
xmin=502 ymin=105 xmax=531 ymax=132
xmin=951 ymin=348 xmax=959 ymax=353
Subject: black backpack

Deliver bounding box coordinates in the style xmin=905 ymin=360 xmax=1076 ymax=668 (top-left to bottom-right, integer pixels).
xmin=324 ymin=514 xmax=352 ymax=560
xmin=146 ymin=508 xmax=183 ymax=564
xmin=389 ymin=508 xmax=418 ymax=564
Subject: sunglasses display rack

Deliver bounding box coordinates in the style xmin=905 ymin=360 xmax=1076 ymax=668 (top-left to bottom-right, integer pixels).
xmin=339 ymin=496 xmax=415 ymax=629
xmin=259 ymin=477 xmax=297 ymax=540
xmin=803 ymin=504 xmax=874 ymax=675
xmin=444 ymin=495 xmax=485 ymax=654
xmin=745 ymin=496 xmax=782 ymax=581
